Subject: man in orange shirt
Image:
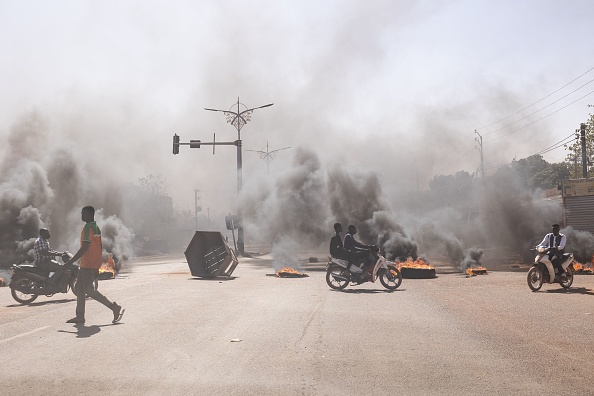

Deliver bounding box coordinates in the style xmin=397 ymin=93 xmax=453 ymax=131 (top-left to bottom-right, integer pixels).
xmin=65 ymin=206 xmax=124 ymax=324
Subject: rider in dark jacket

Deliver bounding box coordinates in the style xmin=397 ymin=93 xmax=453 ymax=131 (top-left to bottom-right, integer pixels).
xmin=344 ymin=225 xmax=376 ymax=273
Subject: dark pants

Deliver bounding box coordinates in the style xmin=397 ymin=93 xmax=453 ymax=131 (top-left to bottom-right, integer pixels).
xmin=550 ymin=254 xmax=564 ymax=274
xmin=75 ymin=267 xmax=113 ymax=319
xmin=37 ymin=259 xmax=63 ymax=284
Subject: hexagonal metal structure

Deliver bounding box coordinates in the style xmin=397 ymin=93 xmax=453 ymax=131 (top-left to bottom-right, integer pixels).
xmin=185 ymin=231 xmax=239 ymax=277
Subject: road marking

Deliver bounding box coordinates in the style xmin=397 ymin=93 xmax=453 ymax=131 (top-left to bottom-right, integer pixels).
xmin=0 ymin=326 xmax=50 ymax=344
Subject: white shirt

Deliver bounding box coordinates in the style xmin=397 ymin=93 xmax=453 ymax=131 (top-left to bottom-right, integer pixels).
xmin=539 ymin=232 xmax=566 ymax=250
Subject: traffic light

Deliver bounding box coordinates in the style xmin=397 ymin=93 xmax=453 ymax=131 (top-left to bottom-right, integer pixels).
xmin=190 ymin=140 xmax=201 ymax=148
xmin=173 ymin=134 xmax=180 ymax=155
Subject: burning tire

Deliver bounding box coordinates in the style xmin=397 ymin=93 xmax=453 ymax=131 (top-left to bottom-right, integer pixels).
xmin=10 ymin=277 xmax=38 ymax=304
xmin=378 ymin=266 xmax=402 ymax=290
xmin=527 ymin=267 xmax=543 ymax=292
xmin=326 ymin=265 xmax=349 ymax=290
xmin=560 ymin=267 xmax=573 ymax=289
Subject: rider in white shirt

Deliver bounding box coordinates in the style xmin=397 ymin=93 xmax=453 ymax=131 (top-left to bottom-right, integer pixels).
xmin=538 ymin=224 xmax=567 ymax=275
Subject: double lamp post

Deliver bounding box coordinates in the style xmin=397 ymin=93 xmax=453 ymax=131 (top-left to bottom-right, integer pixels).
xmin=173 ymin=97 xmax=273 ymax=255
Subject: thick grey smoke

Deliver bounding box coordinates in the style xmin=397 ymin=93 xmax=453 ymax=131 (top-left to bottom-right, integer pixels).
xmin=2 ymin=2 xmax=591 ymax=273
xmin=0 ymin=112 xmax=135 ymax=267
xmin=560 ymin=227 xmax=594 ymax=263
xmin=460 ymin=247 xmax=484 ymax=272
xmin=241 ymin=145 xmax=577 ymax=272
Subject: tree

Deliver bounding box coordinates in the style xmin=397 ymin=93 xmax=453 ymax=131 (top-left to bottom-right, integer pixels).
xmin=509 ymin=154 xmax=569 ymax=191
xmin=564 ymin=107 xmax=594 ymax=179
xmin=122 ymin=174 xmax=174 ymax=239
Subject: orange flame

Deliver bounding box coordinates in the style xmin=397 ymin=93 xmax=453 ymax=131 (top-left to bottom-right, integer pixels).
xmin=99 ymin=254 xmax=116 ymax=278
xmin=397 ymin=258 xmax=435 ymax=270
xmin=466 ymin=266 xmax=487 ymax=276
xmin=573 ymin=261 xmax=594 ymax=274
xmin=276 ymin=267 xmax=308 ymax=277
xmin=0 ymin=277 xmax=5 ymax=287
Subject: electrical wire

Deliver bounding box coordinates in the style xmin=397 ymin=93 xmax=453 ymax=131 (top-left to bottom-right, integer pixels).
xmin=477 ymin=65 xmax=594 ymax=131
xmin=534 ymin=132 xmax=577 ymax=156
xmin=483 ymin=78 xmax=594 ymax=136
xmin=485 ymin=89 xmax=594 ymax=143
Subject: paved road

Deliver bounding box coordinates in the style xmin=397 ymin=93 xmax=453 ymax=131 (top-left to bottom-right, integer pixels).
xmin=1 ymin=253 xmax=593 ymax=396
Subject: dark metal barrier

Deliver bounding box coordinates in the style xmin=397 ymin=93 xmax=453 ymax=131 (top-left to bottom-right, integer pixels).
xmin=185 ymin=231 xmax=239 ymax=277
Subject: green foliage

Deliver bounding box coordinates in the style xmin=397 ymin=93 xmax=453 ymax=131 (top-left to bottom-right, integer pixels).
xmin=510 ymin=155 xmax=570 ymax=191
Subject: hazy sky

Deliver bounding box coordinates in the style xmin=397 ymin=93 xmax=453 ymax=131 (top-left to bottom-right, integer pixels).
xmin=1 ymin=0 xmax=593 ymax=214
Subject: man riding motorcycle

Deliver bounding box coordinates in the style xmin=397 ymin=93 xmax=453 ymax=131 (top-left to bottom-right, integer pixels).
xmin=537 ymin=224 xmax=567 ymax=276
xmin=33 ymin=228 xmax=68 ymax=292
xmin=344 ymin=224 xmax=377 ymax=276
xmin=330 ymin=223 xmax=357 ymax=270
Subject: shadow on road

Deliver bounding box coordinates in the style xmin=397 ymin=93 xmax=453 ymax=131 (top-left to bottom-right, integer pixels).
xmin=333 ymin=288 xmax=404 ymax=294
xmin=6 ymin=298 xmax=76 ymax=308
xmin=188 ymin=277 xmax=237 ymax=282
xmin=58 ymin=323 xmax=121 ymax=338
xmin=545 ymin=287 xmax=594 ymax=296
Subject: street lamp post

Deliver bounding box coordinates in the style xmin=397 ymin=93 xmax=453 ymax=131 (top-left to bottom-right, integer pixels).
xmin=205 ymin=97 xmax=273 ymax=254
xmin=246 ymin=142 xmax=290 ymax=175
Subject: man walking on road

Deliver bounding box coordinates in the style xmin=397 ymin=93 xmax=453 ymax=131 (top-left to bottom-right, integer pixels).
xmin=65 ymin=206 xmax=124 ymax=324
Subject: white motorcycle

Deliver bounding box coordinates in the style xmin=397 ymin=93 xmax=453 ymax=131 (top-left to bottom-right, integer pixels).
xmin=527 ymin=246 xmax=574 ymax=291
xmin=326 ymin=250 xmax=402 ymax=291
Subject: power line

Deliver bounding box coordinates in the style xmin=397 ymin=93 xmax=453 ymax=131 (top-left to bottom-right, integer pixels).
xmin=485 ymin=89 xmax=594 ymax=143
xmin=534 ymin=132 xmax=577 ymax=156
xmin=477 ymin=65 xmax=594 ymax=131
xmin=483 ymin=78 xmax=594 ymax=136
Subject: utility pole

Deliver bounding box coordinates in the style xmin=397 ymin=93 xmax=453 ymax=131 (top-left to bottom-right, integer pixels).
xmin=475 ymin=130 xmax=485 ymax=178
xmin=204 ymin=98 xmax=273 ymax=255
xmin=194 ymin=189 xmax=201 ymax=230
xmin=580 ymin=123 xmax=588 ymax=179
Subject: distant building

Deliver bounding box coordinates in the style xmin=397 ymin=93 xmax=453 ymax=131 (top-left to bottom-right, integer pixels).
xmin=559 ymin=179 xmax=594 ymax=234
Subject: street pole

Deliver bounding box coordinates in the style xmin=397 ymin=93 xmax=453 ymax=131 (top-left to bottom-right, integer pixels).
xmin=475 ymin=130 xmax=485 ymax=178
xmin=194 ymin=189 xmax=201 ymax=230
xmin=246 ymin=142 xmax=290 ymax=175
xmin=205 ymin=98 xmax=273 ymax=255
xmin=580 ymin=123 xmax=587 ymax=179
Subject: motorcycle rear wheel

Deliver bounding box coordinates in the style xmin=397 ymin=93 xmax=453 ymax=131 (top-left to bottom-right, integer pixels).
xmin=379 ymin=266 xmax=402 ymax=290
xmin=527 ymin=267 xmax=543 ymax=292
xmin=10 ymin=278 xmax=39 ymax=304
xmin=560 ymin=267 xmax=573 ymax=289
xmin=326 ymin=265 xmax=350 ymax=290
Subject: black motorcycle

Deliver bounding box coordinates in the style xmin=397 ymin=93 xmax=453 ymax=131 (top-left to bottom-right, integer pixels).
xmin=9 ymin=252 xmax=96 ymax=304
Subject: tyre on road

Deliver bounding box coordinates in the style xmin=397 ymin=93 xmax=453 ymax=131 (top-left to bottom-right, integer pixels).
xmin=10 ymin=277 xmax=39 ymax=304
xmin=326 ymin=265 xmax=349 ymax=290
xmin=379 ymin=266 xmax=402 ymax=290
xmin=527 ymin=267 xmax=543 ymax=292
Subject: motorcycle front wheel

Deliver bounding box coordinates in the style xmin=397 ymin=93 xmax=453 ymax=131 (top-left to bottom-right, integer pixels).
xmin=10 ymin=277 xmax=39 ymax=304
xmin=379 ymin=266 xmax=402 ymax=290
xmin=326 ymin=265 xmax=350 ymax=290
xmin=560 ymin=267 xmax=573 ymax=289
xmin=527 ymin=267 xmax=543 ymax=292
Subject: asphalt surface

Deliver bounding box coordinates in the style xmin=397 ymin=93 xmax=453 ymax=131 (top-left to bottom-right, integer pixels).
xmin=1 ymin=252 xmax=593 ymax=396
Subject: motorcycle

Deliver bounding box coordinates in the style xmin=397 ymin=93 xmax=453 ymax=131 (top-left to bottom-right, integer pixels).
xmin=9 ymin=252 xmax=96 ymax=304
xmin=326 ymin=250 xmax=402 ymax=291
xmin=527 ymin=246 xmax=574 ymax=292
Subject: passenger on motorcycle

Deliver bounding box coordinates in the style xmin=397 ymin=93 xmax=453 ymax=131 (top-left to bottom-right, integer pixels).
xmin=538 ymin=224 xmax=567 ymax=275
xmin=344 ymin=225 xmax=377 ymax=275
xmin=330 ymin=223 xmax=356 ymax=269
xmin=34 ymin=228 xmax=67 ymax=291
